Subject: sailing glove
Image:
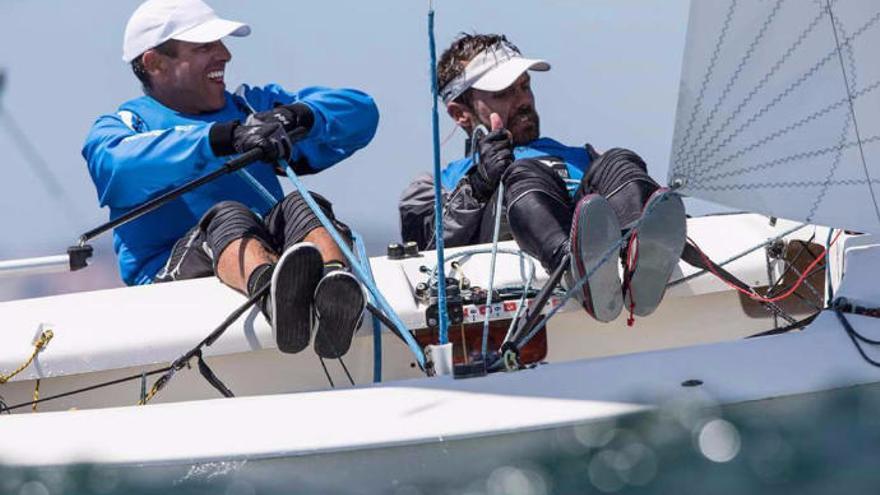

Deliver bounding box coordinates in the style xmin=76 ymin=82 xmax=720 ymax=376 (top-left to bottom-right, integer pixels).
xmin=245 ymin=102 xmax=315 ymax=139
xmin=469 ymin=129 xmax=514 ymax=202
xmin=231 ymin=122 xmax=292 ymax=161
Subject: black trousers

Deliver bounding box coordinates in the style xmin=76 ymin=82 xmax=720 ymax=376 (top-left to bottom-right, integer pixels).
xmin=503 ymin=148 xmax=659 ymax=272
xmin=154 ymin=191 xmax=349 ymax=283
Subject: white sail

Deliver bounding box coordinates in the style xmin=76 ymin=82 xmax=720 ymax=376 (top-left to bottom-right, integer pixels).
xmin=669 ymin=0 xmax=880 ymax=233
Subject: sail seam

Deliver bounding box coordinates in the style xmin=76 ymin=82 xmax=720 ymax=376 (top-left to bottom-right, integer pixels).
xmin=690 ymin=9 xmax=880 ymax=181
xmin=692 ymin=78 xmax=880 ymax=185
xmin=807 ymin=13 xmax=856 ymax=222
xmin=693 ymin=177 xmax=880 ymax=192
xmin=824 ymin=0 xmax=880 ymax=223
xmin=672 ymin=0 xmax=738 ymax=172
xmin=682 ymin=0 xmax=786 ymax=179
xmin=678 ymin=5 xmax=829 ymax=177
xmin=692 ymin=134 xmax=880 ymax=186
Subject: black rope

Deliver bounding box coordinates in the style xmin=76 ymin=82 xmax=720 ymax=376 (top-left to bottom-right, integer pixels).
xmin=338 ymin=357 xmax=355 ymax=386
xmin=0 ymin=366 xmax=172 ymax=413
xmin=0 ymin=283 xmax=268 ymax=413
xmin=745 ymin=312 xmax=819 ymax=338
xmin=319 ymin=357 xmax=335 ymax=388
xmin=835 ymin=308 xmax=880 ymax=368
xmin=365 ymin=302 xmax=411 ymax=344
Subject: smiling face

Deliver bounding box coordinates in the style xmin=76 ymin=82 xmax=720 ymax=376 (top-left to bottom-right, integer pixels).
xmin=142 ymin=40 xmax=231 ymax=114
xmin=448 ymin=73 xmax=540 ymax=146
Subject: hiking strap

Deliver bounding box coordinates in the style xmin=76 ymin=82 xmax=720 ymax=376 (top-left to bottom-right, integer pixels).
xmin=195 ymin=350 xmax=234 ymax=398
xmin=680 ymin=242 xmax=752 ymax=292
xmin=680 ymin=241 xmax=797 ymax=324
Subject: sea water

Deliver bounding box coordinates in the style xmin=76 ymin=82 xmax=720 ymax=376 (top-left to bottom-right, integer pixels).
xmin=3 ymin=383 xmax=880 ymax=494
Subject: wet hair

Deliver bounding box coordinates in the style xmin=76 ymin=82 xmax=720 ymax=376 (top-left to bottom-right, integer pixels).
xmin=130 ymin=40 xmax=179 ymax=92
xmin=437 ymin=33 xmax=520 ymax=106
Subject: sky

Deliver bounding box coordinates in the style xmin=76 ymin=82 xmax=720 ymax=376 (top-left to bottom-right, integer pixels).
xmin=0 ymin=0 xmax=691 ymax=299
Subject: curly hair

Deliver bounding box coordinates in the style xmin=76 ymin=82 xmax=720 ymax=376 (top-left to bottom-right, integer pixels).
xmin=437 ymin=33 xmax=520 ymax=105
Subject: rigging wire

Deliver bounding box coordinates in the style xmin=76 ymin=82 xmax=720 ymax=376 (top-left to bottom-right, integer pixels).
xmin=668 ymin=223 xmax=808 ymax=287
xmin=825 ymin=0 xmax=880 ymax=224
xmin=688 ymin=230 xmax=842 ymax=304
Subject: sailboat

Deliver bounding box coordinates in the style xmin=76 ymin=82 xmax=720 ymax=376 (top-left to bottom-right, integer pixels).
xmin=1 ymin=0 xmax=879 ymax=490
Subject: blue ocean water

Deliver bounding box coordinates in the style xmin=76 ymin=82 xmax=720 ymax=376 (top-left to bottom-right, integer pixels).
xmin=3 ymin=383 xmax=880 ymax=494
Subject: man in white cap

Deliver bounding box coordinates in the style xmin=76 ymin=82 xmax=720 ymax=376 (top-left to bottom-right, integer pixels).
xmin=399 ymin=33 xmax=686 ymax=324
xmin=83 ymin=0 xmax=379 ymax=358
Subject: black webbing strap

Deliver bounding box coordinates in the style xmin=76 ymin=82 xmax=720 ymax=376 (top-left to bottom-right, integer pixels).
xmin=680 ymin=242 xmax=753 ymax=292
xmin=195 ymin=349 xmax=235 ymax=398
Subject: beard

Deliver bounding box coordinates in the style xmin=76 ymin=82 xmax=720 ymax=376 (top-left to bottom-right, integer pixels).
xmin=508 ymin=107 xmax=540 ymax=145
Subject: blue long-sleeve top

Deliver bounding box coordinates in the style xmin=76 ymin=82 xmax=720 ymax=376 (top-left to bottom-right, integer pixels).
xmin=83 ymin=84 xmax=379 ymax=285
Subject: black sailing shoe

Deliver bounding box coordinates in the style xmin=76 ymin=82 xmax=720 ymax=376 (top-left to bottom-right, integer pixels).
xmin=272 ymin=243 xmax=323 ymax=354
xmin=313 ymin=266 xmax=366 ymax=359
xmin=567 ymin=193 xmax=624 ymax=323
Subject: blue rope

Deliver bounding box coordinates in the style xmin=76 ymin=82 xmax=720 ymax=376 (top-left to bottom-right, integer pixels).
xmin=352 ymin=231 xmax=383 ymax=383
xmin=428 ymin=6 xmax=450 ymax=344
xmin=235 ymin=170 xmax=278 ymax=211
xmin=278 ymin=159 xmax=426 ymax=368
xmin=239 ymin=162 xmax=391 ymax=378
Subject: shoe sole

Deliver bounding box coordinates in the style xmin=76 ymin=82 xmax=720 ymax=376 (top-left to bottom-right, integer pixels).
xmin=272 ymin=243 xmax=323 ymax=354
xmin=314 ymin=271 xmax=365 ymax=359
xmin=570 ymin=194 xmax=623 ymax=323
xmin=626 ymin=189 xmax=686 ymax=317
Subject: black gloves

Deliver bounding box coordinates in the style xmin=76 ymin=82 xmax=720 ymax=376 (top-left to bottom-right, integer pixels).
xmin=231 ymin=122 xmax=291 ymax=161
xmin=208 ymin=102 xmax=315 ymax=160
xmin=246 ymin=102 xmax=315 ymax=138
xmin=469 ymin=129 xmax=514 ymax=202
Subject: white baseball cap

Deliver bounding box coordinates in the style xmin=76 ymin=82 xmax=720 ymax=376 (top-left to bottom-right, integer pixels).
xmin=122 ymin=0 xmax=251 ymax=63
xmin=439 ymin=40 xmax=550 ymax=104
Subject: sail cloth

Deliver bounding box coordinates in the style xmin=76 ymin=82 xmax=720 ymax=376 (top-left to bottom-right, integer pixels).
xmin=669 ymin=0 xmax=880 ymax=234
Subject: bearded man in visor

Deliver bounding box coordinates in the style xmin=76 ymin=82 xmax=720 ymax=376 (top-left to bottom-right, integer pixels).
xmin=83 ymin=0 xmax=378 ymax=358
xmin=400 ymin=34 xmax=686 ymax=323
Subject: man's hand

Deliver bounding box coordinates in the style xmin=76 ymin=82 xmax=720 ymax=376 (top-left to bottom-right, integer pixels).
xmin=245 ymin=102 xmax=315 ymax=139
xmin=470 ymin=113 xmax=514 ymax=202
xmin=232 ymin=122 xmax=292 ymax=161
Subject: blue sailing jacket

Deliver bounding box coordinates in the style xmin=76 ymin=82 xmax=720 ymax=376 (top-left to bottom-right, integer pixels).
xmin=83 ymin=84 xmax=379 ymax=285
xmin=440 ymin=137 xmax=592 ymax=194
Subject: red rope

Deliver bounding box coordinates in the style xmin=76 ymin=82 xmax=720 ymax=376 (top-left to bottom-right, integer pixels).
xmin=624 ymin=234 xmax=638 ymax=327
xmin=689 ymin=230 xmax=842 ymax=304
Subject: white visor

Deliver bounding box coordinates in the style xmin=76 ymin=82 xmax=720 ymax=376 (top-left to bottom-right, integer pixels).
xmin=439 ymin=41 xmax=549 ymax=104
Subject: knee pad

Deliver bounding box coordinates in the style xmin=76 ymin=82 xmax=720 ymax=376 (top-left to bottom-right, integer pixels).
xmin=198 ymin=201 xmax=271 ymax=259
xmin=503 ymin=158 xmax=570 ymax=205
